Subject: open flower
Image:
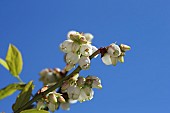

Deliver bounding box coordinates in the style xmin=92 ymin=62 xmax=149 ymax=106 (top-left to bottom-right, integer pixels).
xmin=78 ymin=87 xmax=94 ymax=102
xmin=80 ymin=44 xmax=93 ymax=57
xmin=78 ymin=56 xmax=90 ymax=70
xmin=67 ymin=85 xmax=81 ymax=100
xmin=65 ymin=52 xmax=80 ymax=64
xmin=84 ymin=33 xmax=94 ymax=43
xmin=60 ymin=40 xmax=73 ymax=53
xmin=107 ymin=43 xmax=121 ymax=57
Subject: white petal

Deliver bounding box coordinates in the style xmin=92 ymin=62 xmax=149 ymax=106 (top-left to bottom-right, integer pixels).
xmin=66 ymin=52 xmax=80 ymax=64
xmin=107 ymin=43 xmax=121 ymax=57
xmin=67 ymin=31 xmax=77 ymax=39
xmin=80 ymin=44 xmax=93 ymax=56
xmin=60 ymin=40 xmax=73 ymax=53
xmin=110 ymin=56 xmax=118 ymax=66
xmin=84 ymin=33 xmax=94 ymax=42
xmin=78 ymin=56 xmax=90 ymax=70
xmin=102 ymin=53 xmax=112 ymax=65
xmin=60 ymin=103 xmax=70 ymax=111
xmin=48 ymin=102 xmax=56 ymax=112
xmin=92 ymin=46 xmax=98 ymax=58
xmin=65 ymin=63 xmax=75 ymax=71
xmin=72 ymin=42 xmax=80 ymax=53
xmin=69 ymin=99 xmax=78 ymax=104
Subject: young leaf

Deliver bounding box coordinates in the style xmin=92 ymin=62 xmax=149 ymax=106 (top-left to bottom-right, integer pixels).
xmin=20 ymin=109 xmax=50 ymax=113
xmin=12 ymin=81 xmax=34 ymax=112
xmin=0 ymin=83 xmax=25 ymax=100
xmin=0 ymin=58 xmax=9 ymax=70
xmin=5 ymin=44 xmax=23 ymax=77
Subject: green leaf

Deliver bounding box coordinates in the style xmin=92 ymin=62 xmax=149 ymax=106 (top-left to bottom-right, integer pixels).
xmin=20 ymin=109 xmax=50 ymax=113
xmin=12 ymin=81 xmax=34 ymax=111
xmin=6 ymin=44 xmax=23 ymax=77
xmin=0 ymin=58 xmax=9 ymax=70
xmin=0 ymin=83 xmax=25 ymax=100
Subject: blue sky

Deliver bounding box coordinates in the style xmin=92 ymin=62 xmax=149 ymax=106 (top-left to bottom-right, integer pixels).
xmin=0 ymin=0 xmax=170 ymax=113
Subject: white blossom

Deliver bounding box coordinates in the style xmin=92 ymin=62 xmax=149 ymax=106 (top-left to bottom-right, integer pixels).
xmin=107 ymin=43 xmax=121 ymax=57
xmin=48 ymin=102 xmax=56 ymax=112
xmin=48 ymin=92 xmax=57 ymax=104
xmin=69 ymin=99 xmax=78 ymax=104
xmin=77 ymin=77 xmax=86 ymax=87
xmin=78 ymin=56 xmax=90 ymax=70
xmin=67 ymin=31 xmax=77 ymax=39
xmin=102 ymin=53 xmax=112 ymax=65
xmin=92 ymin=46 xmax=98 ymax=58
xmin=39 ymin=69 xmax=56 ymax=85
xmin=80 ymin=44 xmax=93 ymax=56
xmin=60 ymin=40 xmax=73 ymax=53
xmin=67 ymin=85 xmax=81 ymax=100
xmin=60 ymin=102 xmax=70 ymax=111
xmin=110 ymin=56 xmax=118 ymax=66
xmin=66 ymin=52 xmax=80 ymax=64
xmin=84 ymin=33 xmax=94 ymax=42
xmin=37 ymin=100 xmax=45 ymax=110
xmin=78 ymin=87 xmax=94 ymax=102
xmin=65 ymin=63 xmax=75 ymax=71
xmin=72 ymin=42 xmax=80 ymax=53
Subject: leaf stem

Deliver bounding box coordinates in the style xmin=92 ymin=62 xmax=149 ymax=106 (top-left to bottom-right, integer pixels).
xmin=16 ymin=76 xmax=24 ymax=83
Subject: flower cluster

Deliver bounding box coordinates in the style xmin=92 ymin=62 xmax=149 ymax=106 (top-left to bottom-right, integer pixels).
xmin=60 ymin=31 xmax=98 ymax=71
xmin=102 ymin=43 xmax=131 ymax=66
xmin=37 ymin=74 xmax=102 ymax=112
xmin=36 ymin=87 xmax=66 ymax=112
xmin=36 ymin=31 xmax=131 ymax=113
xmin=61 ymin=74 xmax=102 ymax=103
xmin=39 ymin=68 xmax=64 ymax=86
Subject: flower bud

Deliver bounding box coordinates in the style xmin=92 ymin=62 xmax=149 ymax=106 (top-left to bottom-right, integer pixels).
xmin=111 ymin=56 xmax=118 ymax=66
xmin=39 ymin=68 xmax=50 ymax=77
xmin=78 ymin=89 xmax=88 ymax=102
xmin=107 ymin=43 xmax=121 ymax=57
xmin=72 ymin=42 xmax=80 ymax=53
xmin=37 ymin=100 xmax=45 ymax=110
xmin=60 ymin=40 xmax=73 ymax=53
xmin=84 ymin=33 xmax=94 ymax=42
xmin=48 ymin=102 xmax=56 ymax=112
xmin=65 ymin=63 xmax=75 ymax=71
xmin=118 ymin=55 xmax=124 ymax=63
xmin=79 ymin=56 xmax=90 ymax=70
xmin=79 ymin=36 xmax=88 ymax=44
xmin=67 ymin=86 xmax=80 ymax=100
xmin=58 ymin=96 xmax=66 ymax=103
xmin=120 ymin=44 xmax=131 ymax=51
xmin=77 ymin=77 xmax=86 ymax=87
xmin=61 ymin=81 xmax=70 ymax=92
xmin=66 ymin=52 xmax=80 ymax=64
xmin=102 ymin=53 xmax=112 ymax=65
xmin=80 ymin=44 xmax=93 ymax=56
xmin=92 ymin=80 xmax=102 ymax=89
xmin=48 ymin=93 xmax=57 ymax=104
xmin=60 ymin=103 xmax=70 ymax=110
xmin=69 ymin=32 xmax=81 ymax=42
xmin=67 ymin=31 xmax=77 ymax=39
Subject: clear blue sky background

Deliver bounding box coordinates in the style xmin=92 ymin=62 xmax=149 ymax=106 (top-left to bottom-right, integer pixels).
xmin=0 ymin=0 xmax=170 ymax=113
